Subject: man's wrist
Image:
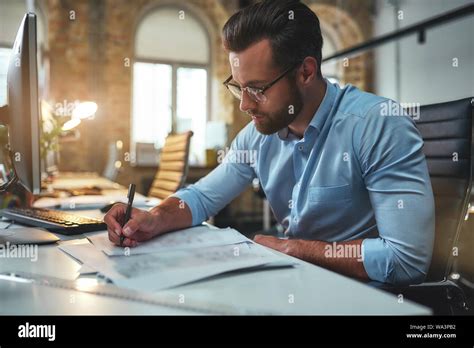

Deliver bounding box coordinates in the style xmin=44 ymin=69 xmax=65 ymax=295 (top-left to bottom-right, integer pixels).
xmin=149 ymin=206 xmax=164 ymax=235
xmin=285 ymin=239 xmax=301 ymax=258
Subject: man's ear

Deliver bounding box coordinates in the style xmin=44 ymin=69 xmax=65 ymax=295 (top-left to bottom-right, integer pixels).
xmin=300 ymin=57 xmax=318 ymax=85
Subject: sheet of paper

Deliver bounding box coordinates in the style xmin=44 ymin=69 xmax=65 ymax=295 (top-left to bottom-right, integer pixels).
xmin=78 ymin=264 xmax=97 ymax=274
xmin=112 ymin=242 xmax=295 ymax=292
xmin=59 ymin=239 xmax=296 ymax=292
xmin=59 ymin=242 xmax=125 ymax=279
xmin=88 ymin=225 xmax=251 ymax=256
xmin=59 ymin=226 xmax=296 ymax=292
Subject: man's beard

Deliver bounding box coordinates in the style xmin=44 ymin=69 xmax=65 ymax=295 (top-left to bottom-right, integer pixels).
xmin=251 ymin=84 xmax=304 ymax=135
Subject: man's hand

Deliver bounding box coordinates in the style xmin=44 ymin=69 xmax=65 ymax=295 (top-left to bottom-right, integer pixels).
xmin=103 ymin=203 xmax=161 ymax=247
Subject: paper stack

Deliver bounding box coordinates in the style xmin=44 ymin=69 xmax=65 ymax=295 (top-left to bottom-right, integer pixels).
xmin=59 ymin=225 xmax=295 ymax=292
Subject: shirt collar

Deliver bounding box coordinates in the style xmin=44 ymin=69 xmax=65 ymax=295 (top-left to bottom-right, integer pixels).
xmin=278 ymin=79 xmax=336 ymax=141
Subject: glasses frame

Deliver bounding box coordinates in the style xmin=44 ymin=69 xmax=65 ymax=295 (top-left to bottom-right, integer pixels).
xmin=223 ymin=62 xmax=301 ymax=103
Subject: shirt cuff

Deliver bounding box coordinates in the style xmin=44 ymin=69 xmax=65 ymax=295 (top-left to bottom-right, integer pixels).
xmin=362 ymin=238 xmax=394 ymax=284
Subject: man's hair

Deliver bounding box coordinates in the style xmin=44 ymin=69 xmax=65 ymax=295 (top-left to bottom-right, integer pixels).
xmin=222 ymin=0 xmax=324 ymax=78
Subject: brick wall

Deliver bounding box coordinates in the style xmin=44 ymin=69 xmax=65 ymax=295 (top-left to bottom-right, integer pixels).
xmin=45 ymin=0 xmax=236 ymax=177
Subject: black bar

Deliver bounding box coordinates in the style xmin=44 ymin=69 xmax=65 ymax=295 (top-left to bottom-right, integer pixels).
xmin=0 ymin=315 xmax=473 ymax=345
xmin=323 ymin=3 xmax=474 ymax=63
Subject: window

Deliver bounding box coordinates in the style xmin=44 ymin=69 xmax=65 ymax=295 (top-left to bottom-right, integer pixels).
xmin=0 ymin=48 xmax=10 ymax=106
xmin=132 ymin=63 xmax=172 ymax=147
xmin=176 ymin=67 xmax=207 ymax=165
xmin=132 ymin=7 xmax=210 ymax=165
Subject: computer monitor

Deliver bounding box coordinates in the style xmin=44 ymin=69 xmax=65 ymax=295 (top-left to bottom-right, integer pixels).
xmin=0 ymin=13 xmax=41 ymax=195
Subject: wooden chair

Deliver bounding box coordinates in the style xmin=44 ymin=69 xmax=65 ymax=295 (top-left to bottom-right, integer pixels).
xmin=148 ymin=131 xmax=193 ymax=200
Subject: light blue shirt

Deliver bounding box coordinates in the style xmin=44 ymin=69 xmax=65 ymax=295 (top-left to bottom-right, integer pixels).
xmin=174 ymin=80 xmax=435 ymax=285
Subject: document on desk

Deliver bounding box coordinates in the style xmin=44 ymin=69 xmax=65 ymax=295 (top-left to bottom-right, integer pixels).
xmin=88 ymin=225 xmax=250 ymax=256
xmin=112 ymin=242 xmax=294 ymax=292
xmin=78 ymin=264 xmax=97 ymax=275
xmin=59 ymin=233 xmax=296 ymax=292
xmin=59 ymin=242 xmax=126 ymax=279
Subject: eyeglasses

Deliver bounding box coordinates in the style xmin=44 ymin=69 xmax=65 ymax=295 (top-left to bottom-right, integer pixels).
xmin=223 ymin=62 xmax=300 ymax=104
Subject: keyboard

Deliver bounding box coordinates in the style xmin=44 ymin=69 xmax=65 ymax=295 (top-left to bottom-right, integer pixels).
xmin=0 ymin=207 xmax=107 ymax=235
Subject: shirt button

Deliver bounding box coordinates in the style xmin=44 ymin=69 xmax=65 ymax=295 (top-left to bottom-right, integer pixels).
xmin=298 ymin=145 xmax=303 ymax=151
xmin=293 ymin=217 xmax=298 ymax=223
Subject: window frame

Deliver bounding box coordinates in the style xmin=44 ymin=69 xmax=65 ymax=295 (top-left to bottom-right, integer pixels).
xmin=130 ymin=4 xmax=213 ymax=167
xmin=0 ymin=45 xmax=12 ymax=107
xmin=132 ymin=57 xmax=211 ymax=136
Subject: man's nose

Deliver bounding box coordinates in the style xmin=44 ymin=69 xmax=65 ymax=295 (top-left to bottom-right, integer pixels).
xmin=239 ymin=90 xmax=257 ymax=114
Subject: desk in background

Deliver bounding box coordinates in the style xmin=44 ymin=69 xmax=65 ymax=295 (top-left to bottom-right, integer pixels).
xmin=35 ymin=172 xmax=160 ymax=211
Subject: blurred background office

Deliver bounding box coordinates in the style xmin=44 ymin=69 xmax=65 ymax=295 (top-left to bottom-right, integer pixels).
xmin=0 ymin=0 xmax=472 ymax=235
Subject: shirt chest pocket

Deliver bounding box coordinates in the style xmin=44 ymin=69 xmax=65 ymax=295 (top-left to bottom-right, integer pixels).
xmin=308 ymin=184 xmax=352 ymax=203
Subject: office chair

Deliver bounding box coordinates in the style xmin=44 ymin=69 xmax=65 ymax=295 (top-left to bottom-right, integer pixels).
xmin=377 ymin=97 xmax=474 ymax=314
xmin=147 ymin=131 xmax=193 ymax=200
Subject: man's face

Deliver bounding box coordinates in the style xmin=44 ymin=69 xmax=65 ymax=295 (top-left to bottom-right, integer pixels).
xmin=229 ymin=39 xmax=303 ymax=135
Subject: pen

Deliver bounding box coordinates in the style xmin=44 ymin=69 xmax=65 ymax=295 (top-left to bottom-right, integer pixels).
xmin=120 ymin=183 xmax=136 ymax=247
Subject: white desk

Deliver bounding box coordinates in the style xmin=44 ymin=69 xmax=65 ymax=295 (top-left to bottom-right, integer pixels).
xmin=0 ymin=209 xmax=431 ymax=315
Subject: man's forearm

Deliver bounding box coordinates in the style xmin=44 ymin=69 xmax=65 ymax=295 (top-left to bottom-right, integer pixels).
xmin=290 ymin=239 xmax=369 ymax=280
xmin=149 ymin=197 xmax=193 ymax=235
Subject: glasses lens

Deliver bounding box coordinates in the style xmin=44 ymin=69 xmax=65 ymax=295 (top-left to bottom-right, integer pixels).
xmin=247 ymin=88 xmax=267 ymax=104
xmin=227 ymin=85 xmax=242 ymax=100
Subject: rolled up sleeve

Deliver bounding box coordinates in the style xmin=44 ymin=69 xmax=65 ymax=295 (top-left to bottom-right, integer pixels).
xmin=355 ymin=101 xmax=435 ymax=285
